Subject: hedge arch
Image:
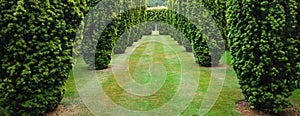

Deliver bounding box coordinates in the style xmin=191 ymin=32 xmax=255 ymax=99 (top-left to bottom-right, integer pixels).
xmin=80 ymin=5 xmax=225 ymax=70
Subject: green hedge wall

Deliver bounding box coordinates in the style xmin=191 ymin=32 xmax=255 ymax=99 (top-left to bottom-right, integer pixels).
xmin=113 ymin=8 xmax=138 ymax=54
xmin=168 ymin=0 xmax=225 ymax=66
xmin=87 ymin=1 xmax=225 ymax=69
xmin=146 ymin=9 xmax=168 ymax=22
xmin=158 ymin=23 xmax=170 ymax=35
xmin=147 ymin=8 xmax=219 ymax=66
xmin=0 ymin=0 xmax=84 ymax=115
xmin=199 ymin=0 xmax=228 ymax=49
xmin=94 ymin=5 xmax=147 ymax=69
xmin=143 ymin=22 xmax=155 ymax=35
xmin=80 ymin=0 xmax=147 ymax=69
xmin=227 ymin=0 xmax=300 ymax=113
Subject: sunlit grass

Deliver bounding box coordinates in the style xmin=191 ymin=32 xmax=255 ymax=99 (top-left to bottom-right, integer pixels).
xmin=102 ymin=41 xmax=181 ymax=110
xmin=289 ymin=89 xmax=300 ymax=111
xmin=2 ymin=35 xmax=298 ymax=115
xmin=50 ymin=35 xmax=300 ymax=115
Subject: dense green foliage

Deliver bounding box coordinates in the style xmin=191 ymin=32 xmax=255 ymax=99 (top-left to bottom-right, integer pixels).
xmin=227 ymin=0 xmax=300 ymax=113
xmin=146 ymin=9 xmax=168 ymax=22
xmin=0 ymin=0 xmax=84 ymax=115
xmin=80 ymin=0 xmax=147 ymax=69
xmin=143 ymin=22 xmax=155 ymax=35
xmin=113 ymin=7 xmax=144 ymax=54
xmin=157 ymin=23 xmax=170 ymax=35
xmin=0 ymin=0 xmax=298 ymax=115
xmin=83 ymin=0 xmax=225 ymax=70
xmin=97 ymin=6 xmax=145 ymax=69
xmin=199 ymin=0 xmax=228 ymax=49
xmin=168 ymin=1 xmax=197 ymax=53
xmin=168 ymin=0 xmax=225 ymax=66
xmin=114 ymin=22 xmax=151 ymax=54
xmin=94 ymin=1 xmax=225 ymax=68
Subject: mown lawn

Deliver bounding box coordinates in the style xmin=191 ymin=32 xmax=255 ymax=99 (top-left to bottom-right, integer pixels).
xmin=1 ymin=35 xmax=299 ymax=116
xmin=60 ymin=35 xmax=300 ymax=115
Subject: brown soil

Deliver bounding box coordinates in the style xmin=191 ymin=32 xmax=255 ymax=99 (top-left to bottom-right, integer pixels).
xmin=236 ymin=100 xmax=300 ymax=116
xmin=43 ymin=104 xmax=92 ymax=116
xmin=43 ymin=105 xmax=65 ymax=116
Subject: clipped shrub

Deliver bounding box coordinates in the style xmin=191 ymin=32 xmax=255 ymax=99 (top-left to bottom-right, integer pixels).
xmin=168 ymin=0 xmax=225 ymax=66
xmin=179 ymin=18 xmax=193 ymax=52
xmin=146 ymin=8 xmax=168 ymax=22
xmin=113 ymin=10 xmax=133 ymax=54
xmin=143 ymin=22 xmax=155 ymax=35
xmin=227 ymin=0 xmax=300 ymax=113
xmin=295 ymin=1 xmax=300 ymax=89
xmin=114 ymin=33 xmax=129 ymax=54
xmin=0 ymin=0 xmax=84 ymax=115
xmin=91 ymin=0 xmax=225 ymax=69
xmin=90 ymin=2 xmax=147 ymax=69
xmin=199 ymin=0 xmax=228 ymax=49
xmin=86 ymin=0 xmax=102 ymax=13
xmin=158 ymin=23 xmax=170 ymax=35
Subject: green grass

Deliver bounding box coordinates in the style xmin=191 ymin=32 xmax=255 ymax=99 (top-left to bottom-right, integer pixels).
xmin=219 ymin=51 xmax=232 ymax=65
xmin=63 ymin=35 xmax=243 ymax=115
xmin=289 ymin=89 xmax=300 ymax=111
xmin=103 ymin=41 xmax=181 ymax=110
xmin=1 ymin=35 xmax=299 ymax=115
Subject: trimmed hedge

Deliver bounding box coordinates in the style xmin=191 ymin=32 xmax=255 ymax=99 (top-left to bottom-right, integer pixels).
xmin=158 ymin=23 xmax=170 ymax=35
xmin=80 ymin=0 xmax=147 ymax=69
xmin=113 ymin=9 xmax=135 ymax=54
xmin=227 ymin=0 xmax=300 ymax=113
xmin=147 ymin=8 xmax=223 ymax=66
xmin=95 ymin=2 xmax=225 ymax=68
xmin=146 ymin=9 xmax=168 ymax=22
xmin=0 ymin=0 xmax=84 ymax=115
xmin=84 ymin=0 xmax=224 ymax=69
xmin=94 ymin=6 xmax=147 ymax=69
xmin=199 ymin=0 xmax=228 ymax=49
xmin=143 ymin=22 xmax=155 ymax=35
xmin=168 ymin=0 xmax=225 ymax=66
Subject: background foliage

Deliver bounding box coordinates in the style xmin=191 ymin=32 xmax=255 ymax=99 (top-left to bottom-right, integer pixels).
xmin=80 ymin=0 xmax=147 ymax=69
xmin=87 ymin=3 xmax=224 ymax=69
xmin=167 ymin=0 xmax=225 ymax=66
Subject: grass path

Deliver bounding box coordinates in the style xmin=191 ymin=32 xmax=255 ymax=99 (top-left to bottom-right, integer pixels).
xmin=47 ymin=35 xmax=299 ymax=115
xmin=66 ymin=35 xmax=240 ymax=115
xmin=0 ymin=35 xmax=298 ymax=116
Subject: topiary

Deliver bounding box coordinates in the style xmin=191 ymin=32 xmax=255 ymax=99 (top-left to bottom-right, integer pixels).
xmin=0 ymin=0 xmax=84 ymax=115
xmin=87 ymin=1 xmax=147 ymax=69
xmin=199 ymin=0 xmax=228 ymax=49
xmin=227 ymin=0 xmax=300 ymax=114
xmin=91 ymin=0 xmax=225 ymax=69
xmin=158 ymin=23 xmax=170 ymax=35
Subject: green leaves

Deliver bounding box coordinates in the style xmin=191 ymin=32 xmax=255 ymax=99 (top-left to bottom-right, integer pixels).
xmin=167 ymin=0 xmax=225 ymax=66
xmin=227 ymin=0 xmax=300 ymax=114
xmin=81 ymin=1 xmax=148 ymax=69
xmin=0 ymin=0 xmax=84 ymax=115
xmin=90 ymin=0 xmax=224 ymax=69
